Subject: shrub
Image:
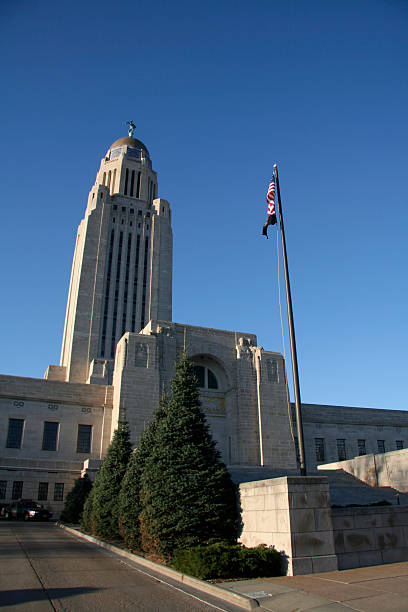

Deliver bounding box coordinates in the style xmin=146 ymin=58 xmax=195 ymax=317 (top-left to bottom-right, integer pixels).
xmin=60 ymin=474 xmax=92 ymax=524
xmin=172 ymin=542 xmax=282 ymax=580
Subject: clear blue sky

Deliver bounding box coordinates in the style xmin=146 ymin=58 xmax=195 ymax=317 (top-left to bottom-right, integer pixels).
xmin=1 ymin=0 xmax=407 ymax=410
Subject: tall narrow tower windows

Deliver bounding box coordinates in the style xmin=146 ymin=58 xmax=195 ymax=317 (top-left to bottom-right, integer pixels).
xmin=131 ymin=234 xmax=141 ymax=332
xmin=111 ymin=231 xmax=124 ymax=358
xmin=124 ymin=168 xmax=129 ymax=195
xmin=130 ymin=170 xmax=135 ymax=197
xmin=103 ymin=172 xmax=106 ymax=185
xmin=136 ymin=172 xmax=141 ymax=198
xmin=108 ymin=171 xmax=112 ymax=191
xmin=122 ymin=234 xmax=132 ymax=336
xmin=100 ymin=229 xmax=115 ymax=357
xmin=140 ymin=237 xmax=149 ymax=330
xmin=112 ymin=169 xmax=117 ymax=193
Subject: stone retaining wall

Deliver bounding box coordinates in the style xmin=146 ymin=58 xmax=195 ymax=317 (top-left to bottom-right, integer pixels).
xmin=318 ymin=448 xmax=408 ymax=492
xmin=332 ymin=505 xmax=408 ymax=569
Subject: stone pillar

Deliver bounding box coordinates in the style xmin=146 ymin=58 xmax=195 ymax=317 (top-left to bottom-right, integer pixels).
xmin=111 ymin=332 xmax=161 ymax=445
xmin=239 ymin=476 xmax=338 ymax=575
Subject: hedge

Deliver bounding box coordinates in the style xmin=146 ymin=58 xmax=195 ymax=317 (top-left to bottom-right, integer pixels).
xmin=172 ymin=542 xmax=282 ymax=580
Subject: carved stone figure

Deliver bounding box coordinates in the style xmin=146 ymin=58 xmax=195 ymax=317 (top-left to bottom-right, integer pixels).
xmin=126 ymin=120 xmax=136 ymax=138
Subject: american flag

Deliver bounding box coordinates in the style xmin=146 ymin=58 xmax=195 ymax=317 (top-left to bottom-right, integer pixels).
xmin=262 ymin=175 xmax=277 ymax=237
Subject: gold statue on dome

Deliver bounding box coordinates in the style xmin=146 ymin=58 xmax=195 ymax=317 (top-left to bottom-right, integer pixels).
xmin=126 ymin=120 xmax=136 ymax=138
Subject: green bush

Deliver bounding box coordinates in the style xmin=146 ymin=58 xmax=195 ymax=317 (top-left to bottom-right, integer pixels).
xmin=172 ymin=542 xmax=282 ymax=580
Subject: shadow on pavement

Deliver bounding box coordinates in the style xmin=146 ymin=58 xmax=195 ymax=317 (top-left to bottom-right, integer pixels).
xmin=0 ymin=586 xmax=102 ymax=606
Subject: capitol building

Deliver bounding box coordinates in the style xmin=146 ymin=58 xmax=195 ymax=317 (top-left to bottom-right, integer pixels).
xmin=1 ymin=129 xmax=407 ymax=516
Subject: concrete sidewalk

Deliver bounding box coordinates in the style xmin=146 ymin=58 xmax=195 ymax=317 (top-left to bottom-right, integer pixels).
xmin=220 ymin=561 xmax=408 ymax=611
xmin=59 ymin=524 xmax=408 ymax=611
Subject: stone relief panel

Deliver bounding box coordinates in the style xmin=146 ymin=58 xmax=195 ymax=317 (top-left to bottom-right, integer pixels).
xmin=266 ymin=359 xmax=279 ymax=383
xmin=134 ymin=344 xmax=148 ymax=368
xmin=200 ymin=395 xmax=226 ymax=418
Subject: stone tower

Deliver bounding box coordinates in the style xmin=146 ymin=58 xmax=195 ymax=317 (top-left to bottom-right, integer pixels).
xmin=59 ymin=135 xmax=172 ymax=384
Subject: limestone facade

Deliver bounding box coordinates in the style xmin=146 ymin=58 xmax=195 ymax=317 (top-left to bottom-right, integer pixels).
xmin=297 ymin=404 xmax=408 ymax=473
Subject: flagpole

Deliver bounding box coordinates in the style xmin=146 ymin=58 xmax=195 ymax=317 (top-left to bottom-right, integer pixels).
xmin=273 ymin=164 xmax=307 ymax=476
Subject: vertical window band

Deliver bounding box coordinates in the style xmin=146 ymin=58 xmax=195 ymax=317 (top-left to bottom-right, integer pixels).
xmin=131 ymin=235 xmax=141 ymax=332
xmin=140 ymin=237 xmax=149 ymax=330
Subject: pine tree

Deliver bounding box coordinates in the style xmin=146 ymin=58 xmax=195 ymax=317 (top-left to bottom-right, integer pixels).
xmin=139 ymin=353 xmax=238 ymax=558
xmin=60 ymin=474 xmax=92 ymax=524
xmin=80 ymin=483 xmax=95 ymax=533
xmin=118 ymin=394 xmax=168 ymax=551
xmin=80 ymin=418 xmax=132 ymax=539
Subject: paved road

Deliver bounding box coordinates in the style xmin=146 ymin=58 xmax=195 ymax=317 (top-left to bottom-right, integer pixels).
xmin=0 ymin=522 xmax=238 ymax=611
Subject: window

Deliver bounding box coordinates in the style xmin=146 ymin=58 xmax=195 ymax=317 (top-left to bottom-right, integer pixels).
xmin=136 ymin=172 xmax=141 ymax=198
xmin=127 ymin=148 xmax=141 ymax=159
xmin=293 ymin=436 xmax=300 ymax=462
xmin=6 ymin=418 xmax=24 ymax=448
xmin=38 ymin=482 xmax=48 ymax=501
xmin=54 ymin=483 xmax=64 ymax=501
xmin=315 ymin=438 xmax=325 ymax=462
xmin=192 ymin=365 xmax=219 ymax=389
xmin=0 ymin=481 xmax=7 ymax=499
xmin=110 ymin=146 xmax=122 ymax=159
xmin=357 ymin=439 xmax=366 ymax=456
xmin=337 ymin=439 xmax=347 ymax=461
xmin=396 ymin=440 xmax=404 ymax=450
xmin=77 ymin=425 xmax=92 ymax=453
xmin=42 ymin=422 xmax=59 ymax=451
xmin=12 ymin=481 xmax=23 ymax=500
xmin=377 ymin=440 xmax=385 ymax=453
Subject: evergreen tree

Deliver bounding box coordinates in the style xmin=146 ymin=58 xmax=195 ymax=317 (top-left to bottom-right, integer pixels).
xmin=139 ymin=353 xmax=238 ymax=558
xmin=118 ymin=394 xmax=168 ymax=550
xmin=80 ymin=418 xmax=132 ymax=539
xmin=60 ymin=474 xmax=92 ymax=524
xmin=80 ymin=482 xmax=95 ymax=533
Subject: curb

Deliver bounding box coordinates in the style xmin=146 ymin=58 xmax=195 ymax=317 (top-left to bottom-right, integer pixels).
xmin=58 ymin=523 xmax=258 ymax=610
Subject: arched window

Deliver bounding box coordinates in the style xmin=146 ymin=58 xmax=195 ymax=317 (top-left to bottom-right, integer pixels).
xmin=193 ymin=365 xmax=218 ymax=390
